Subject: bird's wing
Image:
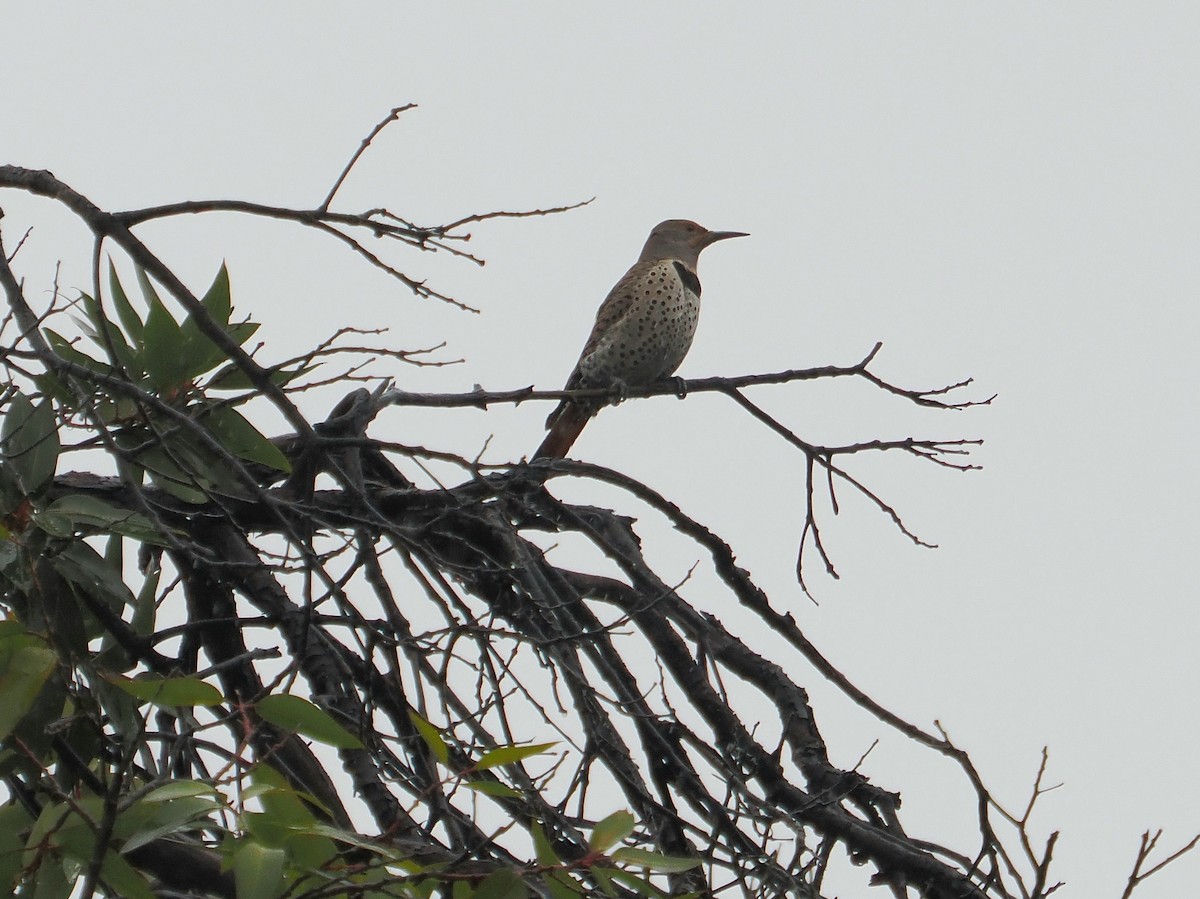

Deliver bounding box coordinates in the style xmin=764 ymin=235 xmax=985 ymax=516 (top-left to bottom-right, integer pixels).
xmin=546 ymin=260 xmax=672 ymax=429
xmin=575 ymin=259 xmax=667 ymax=363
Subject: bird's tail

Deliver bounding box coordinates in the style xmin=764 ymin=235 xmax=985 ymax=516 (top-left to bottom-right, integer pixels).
xmin=534 ymin=402 xmax=593 ymax=459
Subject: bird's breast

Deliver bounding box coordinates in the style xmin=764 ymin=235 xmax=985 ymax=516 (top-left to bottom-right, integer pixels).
xmin=578 ymin=261 xmax=701 ymax=387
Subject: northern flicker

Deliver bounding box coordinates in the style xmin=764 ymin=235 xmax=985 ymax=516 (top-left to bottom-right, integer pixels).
xmin=534 ymin=219 xmax=747 ymax=459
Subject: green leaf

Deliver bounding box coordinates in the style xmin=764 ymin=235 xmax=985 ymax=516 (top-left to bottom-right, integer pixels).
xmin=475 ymin=742 xmax=556 ymax=771
xmin=178 ymin=264 xmax=237 ymax=378
xmin=51 ymin=541 xmax=135 ymax=611
xmin=45 ymin=329 xmax=109 ymax=373
xmin=108 ymin=262 xmax=145 ymax=344
xmin=104 ymin=530 xmax=123 ymax=568
xmin=238 ymin=806 xmax=338 ymax=882
xmin=462 ymin=780 xmax=522 ymax=799
xmin=110 ymin=674 xmax=222 ymax=708
xmin=201 ymin=263 xmax=232 ymax=325
xmin=124 ymin=426 xmax=248 ymax=501
xmin=1 ymin=393 xmax=59 ymax=495
xmin=0 ymin=803 xmax=34 ymax=894
xmin=30 ymin=510 xmax=73 ymax=538
xmin=474 ymin=867 xmax=529 ymax=899
xmin=96 ymin=549 xmax=156 ymax=670
xmin=611 ymin=848 xmax=700 ymax=873
xmin=80 ymin=290 xmax=141 ymax=375
xmin=0 ymin=633 xmax=56 ymax=741
xmin=208 ymin=360 xmax=313 ymax=392
xmin=589 ymin=811 xmax=635 ymax=853
xmin=135 ymin=267 xmax=166 ymax=314
xmin=287 ymin=831 xmax=339 ymax=879
xmin=69 ymin=310 xmax=98 ymax=341
xmin=130 ymin=439 xmax=217 ymax=504
xmin=531 ymin=823 xmax=559 ymax=867
xmin=408 ymin=711 xmax=449 ymax=764
xmin=135 ymin=450 xmax=210 ymax=503
xmin=25 ymin=801 xmax=68 ymax=866
xmin=0 ymin=535 xmax=18 ymax=574
xmin=241 ymin=814 xmax=297 ymax=852
xmin=79 ymin=291 xmax=105 ymax=339
xmin=33 ymin=802 xmax=157 ymax=899
xmin=249 ymin=763 xmax=331 ymax=824
xmin=120 ymin=795 xmax=221 ymax=853
xmin=0 ymin=466 xmax=22 ymax=518
xmin=98 ymin=853 xmax=157 ymax=899
xmin=227 ymin=319 xmax=260 ymax=347
xmin=31 ymin=372 xmax=72 ymax=409
xmin=306 ymin=822 xmax=406 ymax=861
xmin=233 ymin=839 xmax=287 ymax=899
xmin=256 ymin=694 xmax=364 ymax=749
xmin=139 ymin=276 xmax=191 ymax=391
xmin=545 ymin=872 xmax=582 ymax=899
xmin=410 ymin=875 xmax=441 ymax=899
xmin=607 ymin=869 xmax=668 ymax=899
xmin=51 ymin=694 xmax=99 ymax=785
xmin=28 ymin=845 xmax=71 ymax=898
xmin=201 ymin=405 xmax=290 ymax=472
xmin=166 ymin=425 xmax=249 ymax=488
xmin=142 ymin=780 xmax=220 ymax=802
xmin=130 ymin=558 xmax=161 ymax=637
xmin=4 ymin=662 xmax=65 ymax=768
xmin=43 ymin=495 xmax=169 ymax=546
xmin=590 ymin=866 xmax=620 ymax=898
xmin=93 ymin=676 xmax=143 ymax=749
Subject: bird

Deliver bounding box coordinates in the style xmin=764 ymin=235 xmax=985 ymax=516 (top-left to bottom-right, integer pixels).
xmin=534 ymin=219 xmax=747 ymax=460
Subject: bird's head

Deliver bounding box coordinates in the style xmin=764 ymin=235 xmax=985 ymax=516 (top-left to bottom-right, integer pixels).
xmin=639 ymin=219 xmax=748 ymax=267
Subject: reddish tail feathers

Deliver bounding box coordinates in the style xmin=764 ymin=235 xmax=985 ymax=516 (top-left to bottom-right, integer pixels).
xmin=534 ymin=403 xmax=593 ymax=460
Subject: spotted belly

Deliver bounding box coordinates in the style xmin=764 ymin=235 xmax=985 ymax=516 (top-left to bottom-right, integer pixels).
xmin=577 ymin=265 xmax=700 ymax=388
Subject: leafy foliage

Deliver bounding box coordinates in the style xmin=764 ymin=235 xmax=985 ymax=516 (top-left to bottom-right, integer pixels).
xmin=2 ymin=148 xmax=1169 ymax=899
xmin=0 ymin=259 xmax=700 ymax=899
xmin=43 ymin=263 xmax=290 ymax=501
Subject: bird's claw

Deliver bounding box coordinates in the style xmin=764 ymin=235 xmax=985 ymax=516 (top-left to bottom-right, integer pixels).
xmin=671 ymin=376 xmax=688 ymax=400
xmin=610 ymin=378 xmax=630 ymax=406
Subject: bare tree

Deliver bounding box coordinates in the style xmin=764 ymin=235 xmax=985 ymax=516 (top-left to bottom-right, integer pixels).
xmin=0 ymin=108 xmax=1191 ymax=899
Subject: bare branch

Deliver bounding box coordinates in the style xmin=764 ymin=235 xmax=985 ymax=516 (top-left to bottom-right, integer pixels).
xmin=1 ymin=109 xmax=1145 ymax=899
xmin=321 ymin=104 xmax=419 ymax=212
xmin=1121 ymin=830 xmax=1200 ymax=898
xmin=379 ymin=342 xmax=993 ymax=411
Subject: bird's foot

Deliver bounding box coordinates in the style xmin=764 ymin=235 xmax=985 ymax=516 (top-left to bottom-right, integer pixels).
xmin=609 ymin=378 xmax=630 ymax=406
xmin=670 ymin=376 xmax=688 ymax=399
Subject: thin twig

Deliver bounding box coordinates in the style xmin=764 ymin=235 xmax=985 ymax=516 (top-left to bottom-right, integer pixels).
xmin=322 ymin=104 xmax=418 ymax=212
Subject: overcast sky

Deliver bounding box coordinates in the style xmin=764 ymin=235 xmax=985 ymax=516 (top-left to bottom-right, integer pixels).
xmin=5 ymin=3 xmax=1199 ymax=895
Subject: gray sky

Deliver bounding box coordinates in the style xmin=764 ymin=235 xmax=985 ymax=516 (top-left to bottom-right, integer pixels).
xmin=5 ymin=3 xmax=1199 ymax=895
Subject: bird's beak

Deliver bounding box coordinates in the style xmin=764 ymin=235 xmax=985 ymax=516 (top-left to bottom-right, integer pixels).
xmin=697 ymin=230 xmax=749 ymax=248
